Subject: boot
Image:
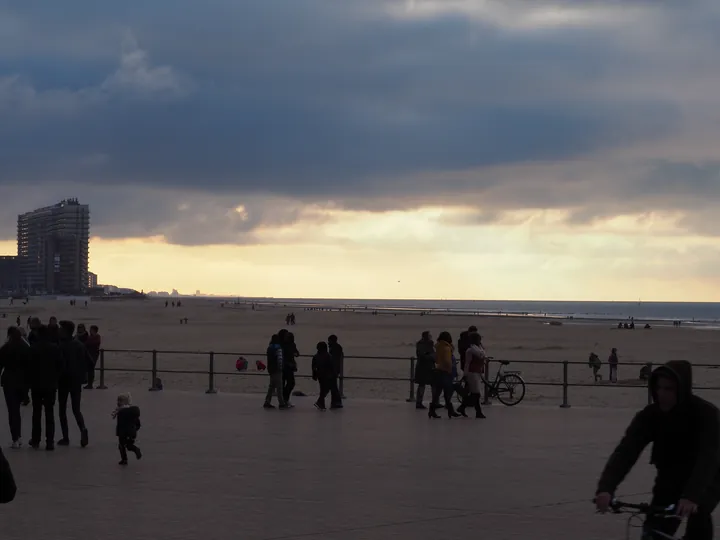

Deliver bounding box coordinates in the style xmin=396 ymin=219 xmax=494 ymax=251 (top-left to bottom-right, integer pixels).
xmin=457 ymin=399 xmax=468 ymax=417
xmin=428 ymin=405 xmax=441 ymax=419
xmin=447 ymin=403 xmax=461 ymax=418
xmin=474 ymin=395 xmax=486 ymax=419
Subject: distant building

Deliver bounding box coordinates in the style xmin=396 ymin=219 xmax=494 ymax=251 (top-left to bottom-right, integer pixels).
xmin=88 ymin=271 xmax=98 ymax=289
xmin=0 ymin=255 xmax=19 ymax=293
xmin=17 ymin=199 xmax=90 ymax=294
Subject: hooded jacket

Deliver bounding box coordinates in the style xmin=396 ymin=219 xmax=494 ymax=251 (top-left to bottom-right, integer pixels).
xmin=596 ymin=360 xmax=720 ymax=505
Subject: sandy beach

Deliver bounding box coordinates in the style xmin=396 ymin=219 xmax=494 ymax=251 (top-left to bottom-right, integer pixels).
xmin=3 ymin=297 xmax=719 ymax=408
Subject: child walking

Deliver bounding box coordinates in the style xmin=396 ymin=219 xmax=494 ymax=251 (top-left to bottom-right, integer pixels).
xmin=112 ymin=393 xmax=142 ymax=466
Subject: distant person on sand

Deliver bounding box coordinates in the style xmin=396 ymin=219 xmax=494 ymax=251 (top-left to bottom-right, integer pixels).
xmin=608 ymin=348 xmax=619 ymax=383
xmin=312 ymin=341 xmax=341 ymax=410
xmin=414 ymin=331 xmax=435 ymax=409
xmin=327 ymin=335 xmax=344 ymax=409
xmin=84 ymin=326 xmax=102 ymax=389
xmin=263 ymin=335 xmax=287 ymax=409
xmin=428 ymin=331 xmax=459 ymax=419
xmin=282 ymin=332 xmax=299 ymax=406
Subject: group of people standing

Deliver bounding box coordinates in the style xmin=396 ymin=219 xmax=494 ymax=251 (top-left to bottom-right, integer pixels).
xmin=414 ymin=326 xmax=488 ymax=420
xmin=264 ymin=330 xmax=344 ymax=411
xmin=0 ymin=317 xmax=101 ymax=451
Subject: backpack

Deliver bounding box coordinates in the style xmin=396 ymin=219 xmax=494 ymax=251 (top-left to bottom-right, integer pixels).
xmin=235 ymin=357 xmax=248 ymax=372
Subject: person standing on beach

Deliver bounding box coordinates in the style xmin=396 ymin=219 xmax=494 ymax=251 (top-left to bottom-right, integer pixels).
xmin=27 ymin=325 xmax=63 ymax=450
xmin=608 ymin=348 xmax=619 ymax=383
xmin=312 ymin=341 xmax=337 ymax=410
xmin=0 ymin=327 xmax=31 ymax=448
xmin=47 ymin=317 xmax=60 ymax=344
xmin=282 ymin=332 xmax=299 ymax=406
xmin=327 ymin=335 xmax=344 ymax=409
xmin=57 ymin=320 xmax=90 ymax=447
xmin=264 ymin=335 xmax=287 ymax=409
xmin=84 ymin=325 xmax=101 ymax=389
xmin=429 ymin=331 xmax=460 ymax=419
xmin=414 ymin=331 xmax=435 ymax=409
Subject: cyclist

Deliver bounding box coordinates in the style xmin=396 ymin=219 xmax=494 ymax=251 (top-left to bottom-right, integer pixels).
xmin=595 ymin=360 xmax=720 ymax=540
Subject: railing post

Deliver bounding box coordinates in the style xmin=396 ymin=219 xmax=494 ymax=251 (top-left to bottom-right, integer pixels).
xmin=560 ymin=361 xmax=571 ymax=408
xmin=646 ymin=362 xmax=653 ymax=405
xmin=97 ymin=349 xmax=107 ymax=390
xmin=406 ymin=357 xmax=416 ymax=402
xmin=206 ymin=351 xmax=217 ymax=394
xmin=482 ymin=359 xmax=492 ymax=405
xmin=149 ymin=349 xmax=159 ymax=391
xmin=339 ymin=356 xmax=345 ymax=399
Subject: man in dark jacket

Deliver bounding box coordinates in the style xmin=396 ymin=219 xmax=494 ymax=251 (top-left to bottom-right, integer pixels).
xmin=280 ymin=331 xmax=299 ymax=406
xmin=57 ymin=320 xmax=90 ymax=447
xmin=263 ymin=334 xmax=287 ymax=409
xmin=27 ymin=325 xmax=64 ymax=450
xmin=595 ymin=361 xmax=720 ymax=540
xmin=0 ymin=327 xmax=31 ymax=447
xmin=327 ymin=335 xmax=344 ymax=409
xmin=414 ymin=331 xmax=435 ymax=409
xmin=0 ymin=447 xmax=16 ymax=503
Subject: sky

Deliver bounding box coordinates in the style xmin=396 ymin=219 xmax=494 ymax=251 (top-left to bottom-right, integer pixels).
xmin=2 ymin=0 xmax=720 ymax=301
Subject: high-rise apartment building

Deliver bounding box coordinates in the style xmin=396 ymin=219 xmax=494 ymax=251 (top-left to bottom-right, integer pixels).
xmin=17 ymin=199 xmax=90 ymax=294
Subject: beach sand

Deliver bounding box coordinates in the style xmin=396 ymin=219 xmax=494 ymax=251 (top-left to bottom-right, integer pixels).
xmin=3 ymin=297 xmax=719 ymax=407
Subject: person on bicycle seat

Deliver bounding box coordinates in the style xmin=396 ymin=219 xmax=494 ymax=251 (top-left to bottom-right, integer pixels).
xmin=595 ymin=360 xmax=720 ymax=540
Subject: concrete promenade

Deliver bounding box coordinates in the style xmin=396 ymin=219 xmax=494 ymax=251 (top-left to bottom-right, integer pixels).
xmin=0 ymin=388 xmax=687 ymax=539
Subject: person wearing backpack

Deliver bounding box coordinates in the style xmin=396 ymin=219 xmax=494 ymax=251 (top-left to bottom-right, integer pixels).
xmin=263 ymin=335 xmax=287 ymax=409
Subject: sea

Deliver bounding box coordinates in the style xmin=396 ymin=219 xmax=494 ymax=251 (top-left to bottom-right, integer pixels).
xmin=221 ymin=298 xmax=720 ymax=326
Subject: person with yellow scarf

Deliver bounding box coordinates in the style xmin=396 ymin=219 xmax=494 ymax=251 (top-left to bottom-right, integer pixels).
xmin=428 ymin=331 xmax=461 ymax=419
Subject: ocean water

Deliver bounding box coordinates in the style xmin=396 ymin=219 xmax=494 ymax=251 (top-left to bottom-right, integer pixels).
xmin=229 ymin=298 xmax=720 ymax=324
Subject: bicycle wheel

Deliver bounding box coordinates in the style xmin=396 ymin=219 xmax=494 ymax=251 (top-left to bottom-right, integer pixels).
xmin=496 ymin=374 xmax=526 ymax=406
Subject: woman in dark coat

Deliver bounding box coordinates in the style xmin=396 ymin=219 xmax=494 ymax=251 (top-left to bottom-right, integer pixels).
xmin=0 ymin=447 xmax=17 ymax=503
xmin=0 ymin=326 xmax=31 ymax=448
xmin=414 ymin=331 xmax=435 ymax=409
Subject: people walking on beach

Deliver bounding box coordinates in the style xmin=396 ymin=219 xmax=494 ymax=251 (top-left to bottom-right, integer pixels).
xmin=27 ymin=317 xmax=41 ymax=345
xmin=27 ymin=325 xmax=63 ymax=450
xmin=281 ymin=331 xmax=299 ymax=406
xmin=84 ymin=325 xmax=101 ymax=389
xmin=458 ymin=332 xmax=486 ymax=419
xmin=327 ymin=335 xmax=344 ymax=409
xmin=608 ymin=348 xmax=619 ymax=383
xmin=429 ymin=332 xmax=459 ymax=419
xmin=414 ymin=331 xmax=435 ymax=409
xmin=57 ymin=320 xmax=90 ymax=447
xmin=312 ymin=341 xmax=341 ymax=410
xmin=112 ymin=393 xmax=142 ymax=466
xmin=0 ymin=447 xmax=17 ymax=503
xmin=0 ymin=326 xmax=31 ymax=448
xmin=264 ymin=334 xmax=287 ymax=409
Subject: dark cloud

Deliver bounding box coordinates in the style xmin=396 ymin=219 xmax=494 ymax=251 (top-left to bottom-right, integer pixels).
xmin=1 ymin=0 xmax=720 ymax=244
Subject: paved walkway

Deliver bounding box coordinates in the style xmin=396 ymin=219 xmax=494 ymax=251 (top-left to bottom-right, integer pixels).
xmin=0 ymin=388 xmax=689 ymax=539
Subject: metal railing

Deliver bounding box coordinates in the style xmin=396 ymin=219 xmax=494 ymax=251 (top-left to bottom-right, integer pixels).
xmin=93 ymin=349 xmax=720 ymax=407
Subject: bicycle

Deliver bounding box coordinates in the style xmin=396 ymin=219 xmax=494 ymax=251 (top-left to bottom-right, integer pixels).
xmin=456 ymin=358 xmax=526 ymax=406
xmin=604 ymin=498 xmax=683 ymax=539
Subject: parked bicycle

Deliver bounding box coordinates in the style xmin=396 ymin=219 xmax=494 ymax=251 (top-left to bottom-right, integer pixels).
xmin=456 ymin=358 xmax=526 ymax=406
xmin=603 ymin=498 xmax=682 ymax=539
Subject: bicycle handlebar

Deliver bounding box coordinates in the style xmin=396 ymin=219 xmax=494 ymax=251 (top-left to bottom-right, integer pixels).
xmin=608 ymin=499 xmax=677 ymax=516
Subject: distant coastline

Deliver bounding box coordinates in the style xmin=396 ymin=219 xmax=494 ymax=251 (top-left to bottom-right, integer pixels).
xmin=211 ymin=297 xmax=720 ymax=326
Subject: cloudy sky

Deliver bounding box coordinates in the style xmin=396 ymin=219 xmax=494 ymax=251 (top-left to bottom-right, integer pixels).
xmin=2 ymin=0 xmax=720 ymax=300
